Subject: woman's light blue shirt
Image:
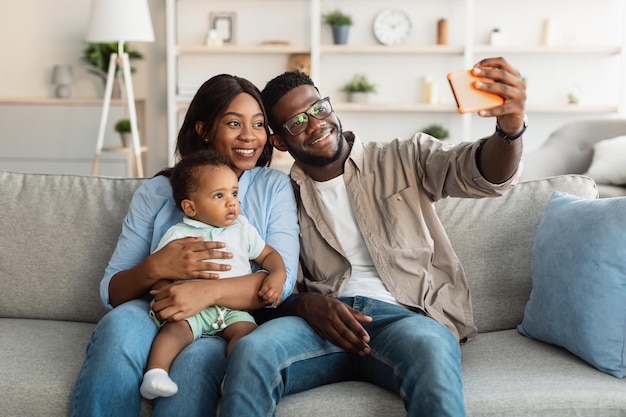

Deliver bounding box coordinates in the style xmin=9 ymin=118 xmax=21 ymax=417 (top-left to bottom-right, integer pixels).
xmin=99 ymin=167 xmax=300 ymax=309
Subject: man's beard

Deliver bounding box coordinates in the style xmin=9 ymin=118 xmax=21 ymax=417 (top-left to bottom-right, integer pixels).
xmin=284 ymin=119 xmax=344 ymax=168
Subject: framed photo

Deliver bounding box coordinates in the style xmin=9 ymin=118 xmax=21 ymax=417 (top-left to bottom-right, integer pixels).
xmin=209 ymin=12 xmax=236 ymax=44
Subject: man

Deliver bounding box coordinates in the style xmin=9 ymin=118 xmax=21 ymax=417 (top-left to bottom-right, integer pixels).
xmin=220 ymin=57 xmax=526 ymax=417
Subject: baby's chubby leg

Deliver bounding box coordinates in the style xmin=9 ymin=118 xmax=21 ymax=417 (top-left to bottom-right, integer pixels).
xmin=140 ymin=320 xmax=194 ymax=399
xmin=219 ymin=321 xmax=257 ymax=355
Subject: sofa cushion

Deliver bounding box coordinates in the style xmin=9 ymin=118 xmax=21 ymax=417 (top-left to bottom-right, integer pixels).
xmin=460 ymin=329 xmax=626 ymax=416
xmin=0 ymin=171 xmax=145 ymax=323
xmin=5 ymin=319 xmax=625 ymax=417
xmin=435 ymin=175 xmax=598 ymax=333
xmin=518 ymin=192 xmax=626 ymax=378
xmin=583 ymin=135 xmax=626 ymax=185
xmin=596 ymin=183 xmax=626 ymax=198
xmin=0 ymin=318 xmax=95 ymax=416
xmin=278 ymin=381 xmax=404 ymax=417
xmin=0 ymin=317 xmax=154 ymax=417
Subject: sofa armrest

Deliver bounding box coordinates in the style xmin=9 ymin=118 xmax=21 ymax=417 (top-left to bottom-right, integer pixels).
xmin=521 ymin=118 xmax=626 ymax=181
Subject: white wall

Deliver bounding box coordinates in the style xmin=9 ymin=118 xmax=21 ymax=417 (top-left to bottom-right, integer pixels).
xmin=0 ymin=0 xmax=624 ymax=176
xmin=0 ymin=0 xmax=168 ymax=176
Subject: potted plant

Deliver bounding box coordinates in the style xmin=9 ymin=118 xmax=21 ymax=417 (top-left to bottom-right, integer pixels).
xmin=114 ymin=118 xmax=139 ymax=148
xmin=323 ymin=9 xmax=353 ymax=45
xmin=421 ymin=123 xmax=450 ymax=140
xmin=341 ymin=74 xmax=377 ymax=103
xmin=490 ymin=27 xmax=504 ymax=46
xmin=82 ymin=42 xmax=143 ymax=97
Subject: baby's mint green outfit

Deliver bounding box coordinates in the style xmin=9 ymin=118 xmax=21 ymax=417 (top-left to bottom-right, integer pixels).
xmin=151 ymin=215 xmax=264 ymax=338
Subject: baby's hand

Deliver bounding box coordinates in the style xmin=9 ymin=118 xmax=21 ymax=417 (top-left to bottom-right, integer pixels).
xmin=258 ymin=274 xmax=284 ymax=307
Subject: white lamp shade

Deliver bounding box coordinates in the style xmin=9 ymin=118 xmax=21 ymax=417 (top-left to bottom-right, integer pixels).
xmin=87 ymin=0 xmax=155 ymax=43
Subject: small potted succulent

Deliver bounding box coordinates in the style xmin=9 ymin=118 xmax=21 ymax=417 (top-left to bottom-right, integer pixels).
xmin=323 ymin=9 xmax=353 ymax=45
xmin=421 ymin=123 xmax=450 ymax=140
xmin=341 ymin=74 xmax=377 ymax=103
xmin=490 ymin=27 xmax=504 ymax=46
xmin=114 ymin=118 xmax=139 ymax=147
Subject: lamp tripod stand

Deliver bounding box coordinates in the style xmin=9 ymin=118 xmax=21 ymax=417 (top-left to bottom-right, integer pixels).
xmin=92 ymin=41 xmax=144 ymax=177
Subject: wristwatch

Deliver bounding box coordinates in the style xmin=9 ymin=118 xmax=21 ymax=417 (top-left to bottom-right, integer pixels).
xmin=495 ymin=114 xmax=528 ymax=143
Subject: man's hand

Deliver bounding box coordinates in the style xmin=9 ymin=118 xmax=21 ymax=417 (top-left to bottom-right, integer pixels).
xmin=471 ymin=57 xmax=527 ymax=135
xmin=296 ymin=293 xmax=373 ymax=356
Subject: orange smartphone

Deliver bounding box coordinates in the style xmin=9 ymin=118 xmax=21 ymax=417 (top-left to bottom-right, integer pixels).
xmin=447 ymin=70 xmax=504 ymax=114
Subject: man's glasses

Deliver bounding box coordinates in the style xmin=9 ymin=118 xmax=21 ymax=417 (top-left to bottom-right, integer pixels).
xmin=282 ymin=97 xmax=333 ymax=136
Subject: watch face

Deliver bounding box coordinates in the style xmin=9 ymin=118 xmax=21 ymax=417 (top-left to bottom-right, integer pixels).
xmin=373 ymin=8 xmax=412 ymax=46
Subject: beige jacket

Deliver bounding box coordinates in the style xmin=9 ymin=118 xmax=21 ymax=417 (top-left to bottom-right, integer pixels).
xmin=290 ymin=132 xmax=520 ymax=341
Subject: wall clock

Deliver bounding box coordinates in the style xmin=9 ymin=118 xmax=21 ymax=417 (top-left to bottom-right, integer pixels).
xmin=373 ymin=8 xmax=412 ymax=46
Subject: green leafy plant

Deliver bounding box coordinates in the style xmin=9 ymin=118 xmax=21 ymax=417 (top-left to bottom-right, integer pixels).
xmin=114 ymin=118 xmax=139 ymax=133
xmin=82 ymin=42 xmax=143 ymax=83
xmin=341 ymin=74 xmax=377 ymax=93
xmin=421 ymin=123 xmax=450 ymax=140
xmin=567 ymin=93 xmax=579 ymax=104
xmin=323 ymin=9 xmax=353 ymax=26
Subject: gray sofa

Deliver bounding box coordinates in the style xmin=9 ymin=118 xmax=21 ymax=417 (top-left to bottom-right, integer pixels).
xmin=521 ymin=118 xmax=626 ymax=198
xmin=1 ymin=170 xmax=625 ymax=417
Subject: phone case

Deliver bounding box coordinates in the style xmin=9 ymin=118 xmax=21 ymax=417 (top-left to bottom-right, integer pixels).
xmin=447 ymin=70 xmax=504 ymax=114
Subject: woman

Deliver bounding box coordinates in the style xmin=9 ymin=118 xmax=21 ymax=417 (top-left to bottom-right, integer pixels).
xmin=69 ymin=74 xmax=299 ymax=417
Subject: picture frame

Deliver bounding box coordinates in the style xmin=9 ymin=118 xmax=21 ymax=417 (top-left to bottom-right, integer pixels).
xmin=209 ymin=12 xmax=236 ymax=44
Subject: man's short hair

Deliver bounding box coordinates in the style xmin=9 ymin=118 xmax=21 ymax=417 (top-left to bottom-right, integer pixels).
xmin=262 ymin=70 xmax=317 ymax=132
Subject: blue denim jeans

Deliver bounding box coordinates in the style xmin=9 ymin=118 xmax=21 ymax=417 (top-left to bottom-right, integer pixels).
xmin=220 ymin=297 xmax=465 ymax=417
xmin=69 ymin=299 xmax=226 ymax=417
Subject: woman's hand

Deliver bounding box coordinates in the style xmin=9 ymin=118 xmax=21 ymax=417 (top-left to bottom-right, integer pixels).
xmin=108 ymin=236 xmax=234 ymax=307
xmin=150 ymin=236 xmax=233 ymax=281
xmin=151 ymin=272 xmax=269 ymax=322
xmin=150 ymin=280 xmax=213 ymax=322
xmin=296 ymin=293 xmax=373 ymax=356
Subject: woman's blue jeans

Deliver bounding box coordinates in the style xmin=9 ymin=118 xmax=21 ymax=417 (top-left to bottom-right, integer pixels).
xmin=69 ymin=299 xmax=226 ymax=417
xmin=220 ymin=297 xmax=466 ymax=417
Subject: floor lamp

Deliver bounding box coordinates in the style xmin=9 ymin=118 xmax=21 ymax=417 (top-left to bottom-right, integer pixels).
xmin=87 ymin=0 xmax=154 ymax=177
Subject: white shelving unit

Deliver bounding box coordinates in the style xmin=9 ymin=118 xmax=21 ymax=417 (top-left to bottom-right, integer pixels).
xmin=166 ymin=0 xmax=626 ymax=163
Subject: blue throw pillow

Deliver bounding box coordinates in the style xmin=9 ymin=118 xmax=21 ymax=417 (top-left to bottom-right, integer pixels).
xmin=518 ymin=191 xmax=626 ymax=378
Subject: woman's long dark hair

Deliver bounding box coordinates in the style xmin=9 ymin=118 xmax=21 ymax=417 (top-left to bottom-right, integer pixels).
xmin=176 ymin=74 xmax=273 ymax=167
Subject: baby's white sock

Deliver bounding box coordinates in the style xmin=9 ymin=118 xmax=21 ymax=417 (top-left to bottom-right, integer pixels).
xmin=140 ymin=368 xmax=178 ymax=399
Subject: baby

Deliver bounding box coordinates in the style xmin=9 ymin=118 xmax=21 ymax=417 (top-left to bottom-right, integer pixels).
xmin=139 ymin=149 xmax=286 ymax=399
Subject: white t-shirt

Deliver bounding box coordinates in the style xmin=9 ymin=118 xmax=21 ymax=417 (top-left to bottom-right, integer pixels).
xmin=312 ymin=175 xmax=399 ymax=305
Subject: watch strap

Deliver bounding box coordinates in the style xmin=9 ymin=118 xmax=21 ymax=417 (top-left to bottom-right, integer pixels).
xmin=495 ymin=116 xmax=527 ymax=143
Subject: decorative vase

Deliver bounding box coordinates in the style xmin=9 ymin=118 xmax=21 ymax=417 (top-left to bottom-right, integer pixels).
xmin=349 ymin=92 xmax=370 ymax=103
xmin=332 ymin=25 xmax=350 ymax=45
xmin=120 ymin=132 xmax=131 ymax=147
xmin=437 ymin=19 xmax=448 ymax=45
xmin=541 ymin=18 xmax=553 ymax=46
xmin=490 ymin=31 xmax=504 ymax=46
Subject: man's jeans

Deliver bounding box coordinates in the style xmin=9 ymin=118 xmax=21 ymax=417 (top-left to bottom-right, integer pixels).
xmin=69 ymin=299 xmax=226 ymax=417
xmin=220 ymin=296 xmax=466 ymax=417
